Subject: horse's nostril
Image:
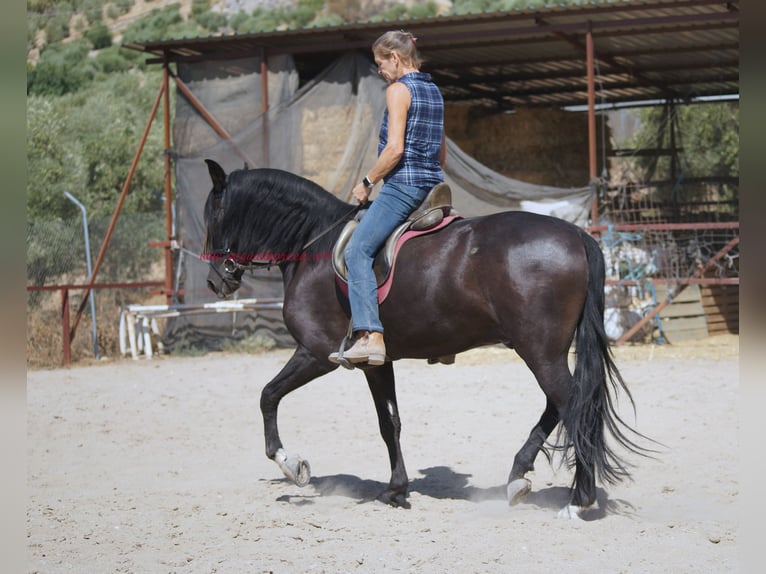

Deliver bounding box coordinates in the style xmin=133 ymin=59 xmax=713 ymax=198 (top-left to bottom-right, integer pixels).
xmin=207 ymin=279 xmax=218 ymax=294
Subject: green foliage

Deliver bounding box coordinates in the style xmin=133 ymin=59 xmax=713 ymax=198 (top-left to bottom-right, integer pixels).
xmin=89 ymin=211 xmax=166 ymax=281
xmin=368 ymin=1 xmax=439 ymax=22
xmin=627 ymin=101 xmax=739 ymax=203
xmin=26 ymin=217 xmax=83 ymax=287
xmin=26 ymin=96 xmax=85 ymax=220
xmin=368 ymin=3 xmax=408 ymax=22
xmin=448 ymin=0 xmax=576 ymax=14
xmin=191 ymin=0 xmax=212 ymax=17
xmin=85 ymin=21 xmax=113 ymax=49
xmin=27 ymin=12 xmax=46 ymax=51
xmin=120 ymin=5 xmax=206 ymax=42
xmin=407 ymin=1 xmax=439 ymax=20
xmin=44 ymin=11 xmax=71 ymax=44
xmin=119 ymin=5 xmax=182 ymax=42
xmin=194 ymin=10 xmax=228 ymax=33
xmin=93 ymin=45 xmax=134 ymax=75
xmin=81 ymin=0 xmax=104 ymax=22
xmin=28 ymin=0 xmax=55 ymax=13
xmin=111 ymin=0 xmax=136 ymax=18
xmin=292 ymin=0 xmax=325 ymax=27
xmin=230 ymin=8 xmax=283 ymax=34
xmin=27 ymin=70 xmax=167 ymax=222
xmin=325 ymin=0 xmax=359 ymax=23
xmin=171 ymin=341 xmax=209 ymax=357
xmin=105 ymin=3 xmax=120 ymax=18
xmin=449 ymin=0 xmax=499 ymax=14
xmin=631 ymin=102 xmax=739 ymax=178
xmin=310 ymin=12 xmax=346 ymax=28
xmin=676 ymin=103 xmax=739 ymax=178
xmin=230 ymin=0 xmax=333 ymax=33
xmin=27 ymin=211 xmax=165 ymax=290
xmin=27 ymin=40 xmax=95 ymax=96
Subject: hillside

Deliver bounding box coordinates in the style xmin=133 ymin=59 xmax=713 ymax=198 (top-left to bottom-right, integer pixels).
xmin=28 ymin=0 xmax=451 ymax=63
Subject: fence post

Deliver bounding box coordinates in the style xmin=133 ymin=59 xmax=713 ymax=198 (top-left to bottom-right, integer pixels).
xmin=61 ymin=288 xmax=71 ymax=365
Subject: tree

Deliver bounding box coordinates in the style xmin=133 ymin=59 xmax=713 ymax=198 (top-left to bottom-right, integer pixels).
xmin=27 ymin=70 xmax=167 ymax=222
xmin=85 ymin=21 xmax=112 ymax=50
xmin=627 ymin=101 xmax=739 ymax=207
xmin=27 ymin=40 xmax=94 ymax=96
xmin=26 ymin=96 xmax=87 ymax=220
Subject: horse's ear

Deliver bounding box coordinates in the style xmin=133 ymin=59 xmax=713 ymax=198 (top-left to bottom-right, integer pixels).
xmin=205 ymin=159 xmax=226 ymax=195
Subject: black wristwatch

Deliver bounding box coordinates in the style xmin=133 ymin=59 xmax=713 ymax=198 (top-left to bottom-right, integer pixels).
xmin=362 ymin=175 xmax=374 ymax=188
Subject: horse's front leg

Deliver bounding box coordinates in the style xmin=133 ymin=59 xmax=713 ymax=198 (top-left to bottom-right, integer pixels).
xmin=364 ymin=362 xmax=410 ymax=508
xmin=260 ymin=345 xmax=337 ymax=486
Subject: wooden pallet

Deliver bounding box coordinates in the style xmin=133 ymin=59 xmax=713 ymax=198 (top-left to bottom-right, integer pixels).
xmin=652 ymin=284 xmax=708 ymax=342
xmin=651 ymin=282 xmax=739 ymax=342
xmin=700 ymin=284 xmax=739 ymax=335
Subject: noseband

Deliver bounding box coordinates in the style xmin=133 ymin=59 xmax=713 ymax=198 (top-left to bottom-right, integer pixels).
xmin=219 ymin=248 xmax=275 ymax=273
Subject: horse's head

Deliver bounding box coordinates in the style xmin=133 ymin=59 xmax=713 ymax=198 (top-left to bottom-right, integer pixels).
xmin=203 ymin=159 xmax=245 ymax=299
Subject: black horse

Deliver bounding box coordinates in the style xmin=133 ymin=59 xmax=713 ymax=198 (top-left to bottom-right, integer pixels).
xmin=202 ymin=159 xmax=646 ymax=518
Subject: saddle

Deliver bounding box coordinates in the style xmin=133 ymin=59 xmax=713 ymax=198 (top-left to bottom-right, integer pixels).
xmin=332 ymin=182 xmax=459 ymax=367
xmin=332 ymin=182 xmax=455 ymax=286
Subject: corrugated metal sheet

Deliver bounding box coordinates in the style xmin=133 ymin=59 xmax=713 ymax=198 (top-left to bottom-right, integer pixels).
xmin=124 ymin=0 xmax=739 ymax=109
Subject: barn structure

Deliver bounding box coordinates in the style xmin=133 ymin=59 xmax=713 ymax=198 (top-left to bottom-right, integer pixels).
xmin=70 ymin=0 xmax=740 ymax=356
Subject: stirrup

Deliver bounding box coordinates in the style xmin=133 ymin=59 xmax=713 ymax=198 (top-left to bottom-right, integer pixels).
xmin=332 ymin=320 xmax=355 ymax=370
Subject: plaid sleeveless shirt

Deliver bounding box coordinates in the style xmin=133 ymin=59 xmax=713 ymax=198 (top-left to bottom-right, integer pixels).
xmin=379 ymin=72 xmax=444 ymax=188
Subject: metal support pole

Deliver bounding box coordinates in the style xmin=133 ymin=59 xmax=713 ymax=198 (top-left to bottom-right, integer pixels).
xmin=586 ymin=24 xmax=599 ymax=226
xmin=261 ymin=48 xmax=270 ymax=168
xmin=170 ymin=72 xmax=255 ymax=167
xmin=162 ymin=63 xmax=174 ymax=304
xmin=64 ymin=191 xmax=99 ymax=359
xmin=61 ymin=288 xmax=71 ymax=365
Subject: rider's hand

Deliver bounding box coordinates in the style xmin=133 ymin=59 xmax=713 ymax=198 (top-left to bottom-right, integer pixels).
xmin=352 ymin=182 xmax=371 ymax=205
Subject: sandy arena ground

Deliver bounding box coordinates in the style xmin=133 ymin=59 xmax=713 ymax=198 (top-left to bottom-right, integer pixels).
xmin=27 ymin=335 xmax=739 ymax=573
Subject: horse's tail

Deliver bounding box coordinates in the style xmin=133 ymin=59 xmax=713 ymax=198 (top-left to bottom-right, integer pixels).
xmin=563 ymin=230 xmax=650 ymax=488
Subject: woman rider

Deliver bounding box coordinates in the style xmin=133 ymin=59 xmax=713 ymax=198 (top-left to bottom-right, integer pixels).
xmin=329 ymin=30 xmax=446 ymax=366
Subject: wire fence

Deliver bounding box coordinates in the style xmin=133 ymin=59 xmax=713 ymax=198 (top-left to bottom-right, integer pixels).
xmin=27 ymin=211 xmax=166 ymax=368
xmin=594 ymin=180 xmax=739 ymax=343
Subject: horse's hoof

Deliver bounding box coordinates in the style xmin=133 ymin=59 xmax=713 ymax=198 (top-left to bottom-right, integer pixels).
xmin=377 ymin=490 xmax=411 ymax=509
xmin=289 ymin=457 xmax=311 ymax=487
xmin=507 ymin=478 xmax=532 ymax=506
xmin=557 ymin=504 xmax=586 ymax=520
xmin=274 ymin=449 xmax=312 ymax=487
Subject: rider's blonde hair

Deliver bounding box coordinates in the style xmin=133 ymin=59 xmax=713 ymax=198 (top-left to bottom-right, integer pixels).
xmin=372 ymin=30 xmax=423 ymax=69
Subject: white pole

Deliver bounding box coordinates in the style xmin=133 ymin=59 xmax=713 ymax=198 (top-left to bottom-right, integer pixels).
xmin=64 ymin=191 xmax=99 ymax=359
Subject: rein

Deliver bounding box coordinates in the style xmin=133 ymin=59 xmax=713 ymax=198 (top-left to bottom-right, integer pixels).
xmin=301 ymin=204 xmax=361 ymax=251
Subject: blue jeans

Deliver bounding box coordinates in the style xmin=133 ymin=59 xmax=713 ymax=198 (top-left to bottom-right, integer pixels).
xmin=344 ymin=181 xmax=430 ymax=333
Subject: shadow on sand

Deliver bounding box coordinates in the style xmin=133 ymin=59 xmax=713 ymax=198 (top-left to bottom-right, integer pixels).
xmin=271 ymin=465 xmax=634 ymax=520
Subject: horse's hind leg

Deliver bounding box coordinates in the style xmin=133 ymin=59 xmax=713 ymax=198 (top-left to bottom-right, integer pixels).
xmin=507 ymin=357 xmax=574 ymax=507
xmin=363 ymin=362 xmax=410 ymax=509
xmin=507 ymin=399 xmax=559 ymax=505
xmin=260 ymin=345 xmax=337 ymax=486
xmin=511 ymin=355 xmax=601 ymax=518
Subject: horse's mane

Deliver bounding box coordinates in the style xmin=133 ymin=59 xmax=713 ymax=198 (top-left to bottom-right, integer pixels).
xmin=220 ymin=168 xmax=352 ymax=259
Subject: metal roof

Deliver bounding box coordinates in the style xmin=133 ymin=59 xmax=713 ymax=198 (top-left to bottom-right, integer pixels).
xmin=123 ymin=0 xmax=739 ymax=110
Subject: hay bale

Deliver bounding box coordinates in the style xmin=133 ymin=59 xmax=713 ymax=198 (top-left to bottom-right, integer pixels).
xmin=301 ymin=103 xmax=376 ymax=197
xmin=445 ymin=104 xmax=613 ymax=187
